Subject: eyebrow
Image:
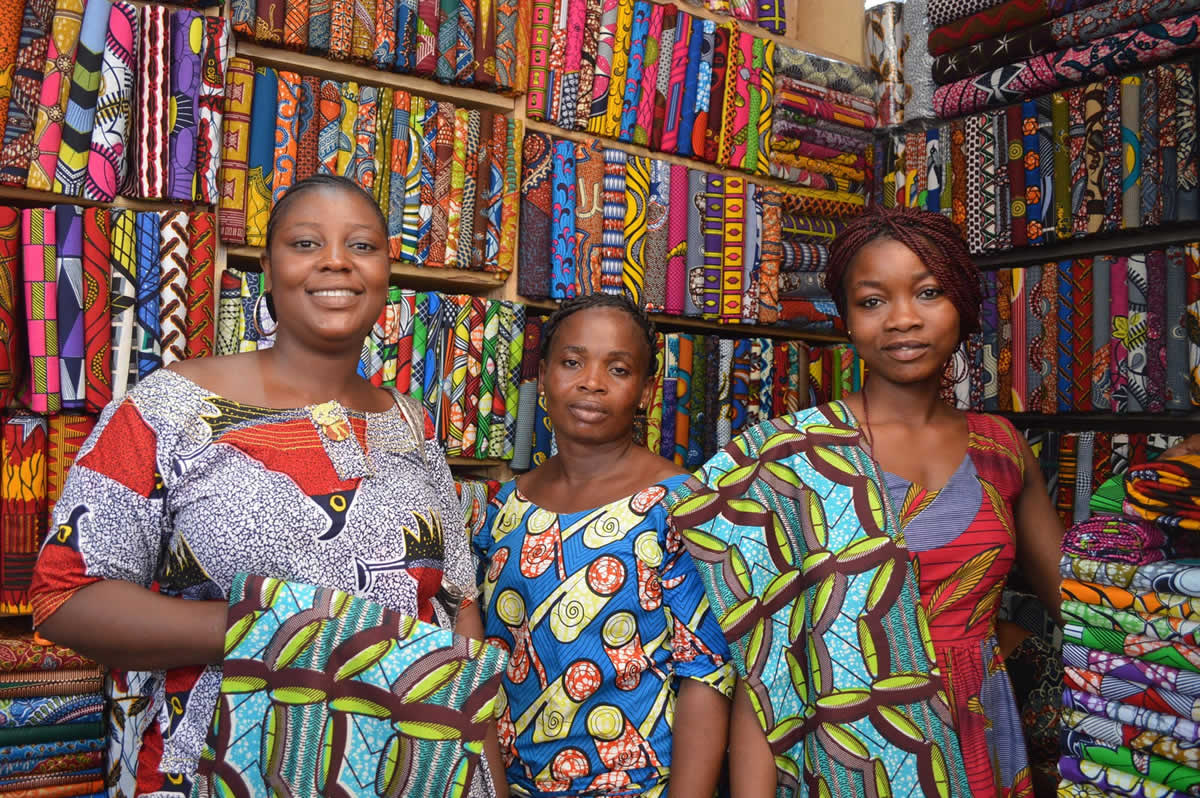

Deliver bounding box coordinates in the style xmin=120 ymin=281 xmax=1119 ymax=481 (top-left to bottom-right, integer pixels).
xmin=853 ymin=270 xmax=935 ymax=289
xmin=560 ymin=345 xmax=636 ymax=358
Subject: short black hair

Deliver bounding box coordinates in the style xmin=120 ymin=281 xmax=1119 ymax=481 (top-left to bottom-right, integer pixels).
xmin=265 ymin=174 xmax=389 ymax=251
xmin=540 ymin=293 xmax=658 ymax=378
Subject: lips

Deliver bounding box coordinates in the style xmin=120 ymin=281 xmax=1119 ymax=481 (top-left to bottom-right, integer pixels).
xmin=881 ymin=340 xmax=930 ymax=362
xmin=566 ymin=401 xmax=608 ymax=423
xmin=306 ymin=286 xmax=363 ymax=309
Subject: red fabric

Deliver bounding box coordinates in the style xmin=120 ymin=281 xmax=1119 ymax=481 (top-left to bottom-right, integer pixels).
xmin=0 ymin=208 xmax=23 ymax=408
xmin=82 ymin=209 xmax=112 ymax=414
xmin=185 ymin=212 xmax=216 ymax=359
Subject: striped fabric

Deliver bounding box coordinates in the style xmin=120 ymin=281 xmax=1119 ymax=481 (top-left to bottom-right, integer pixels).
xmin=134 ymin=4 xmax=168 ymax=199
xmin=26 ymin=0 xmax=85 ymax=192
xmin=52 ymin=0 xmax=110 ymax=197
xmin=21 ymin=207 xmax=60 ymax=414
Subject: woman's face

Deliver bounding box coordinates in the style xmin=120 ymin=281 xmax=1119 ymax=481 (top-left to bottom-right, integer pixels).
xmin=842 ymin=237 xmax=961 ymax=387
xmin=539 ymin=307 xmax=654 ymax=446
xmin=261 ymin=186 xmax=390 ymax=354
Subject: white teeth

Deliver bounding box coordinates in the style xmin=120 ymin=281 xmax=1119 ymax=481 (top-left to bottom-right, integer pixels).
xmin=311 ymin=289 xmax=357 ymax=297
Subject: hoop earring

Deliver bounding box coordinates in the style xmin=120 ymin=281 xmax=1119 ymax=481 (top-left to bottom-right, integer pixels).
xmin=252 ymin=291 xmax=277 ymax=338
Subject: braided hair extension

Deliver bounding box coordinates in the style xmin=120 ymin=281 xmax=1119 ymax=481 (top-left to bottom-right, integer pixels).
xmin=824 ymin=207 xmax=981 ymax=343
xmin=264 ymin=174 xmax=389 ymax=251
xmin=540 ymin=294 xmax=659 ymax=378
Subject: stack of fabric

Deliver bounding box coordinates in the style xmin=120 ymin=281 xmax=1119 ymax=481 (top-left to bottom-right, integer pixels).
xmin=0 ymin=205 xmax=218 ymax=416
xmin=230 ymin=0 xmax=526 ymax=90
xmin=881 ymin=60 xmax=1199 ymax=251
xmin=516 ymin=129 xmax=851 ymax=330
xmin=1057 ymin=453 xmax=1200 ymax=796
xmin=217 ymin=273 xmax=528 ymax=462
xmin=941 ymin=246 xmax=1199 ymax=415
xmin=0 ymin=1 xmax=231 ymax=203
xmin=928 ymin=0 xmax=1200 ymax=119
xmin=455 ymin=477 xmax=502 ymax=541
xmin=806 ymin=342 xmax=865 ymax=406
xmin=522 ymin=1 xmax=779 ymax=176
xmin=509 ymin=318 xmax=809 ymax=469
xmin=0 ymin=624 xmax=105 ymax=798
xmin=680 ymin=0 xmax=786 ymax=33
xmin=217 ymin=59 xmax=521 ymax=278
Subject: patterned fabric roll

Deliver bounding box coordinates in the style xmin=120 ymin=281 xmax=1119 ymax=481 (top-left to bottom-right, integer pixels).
xmin=26 ymin=0 xmax=85 ymax=192
xmin=643 ymin=158 xmax=669 ymax=311
xmin=549 ymin=139 xmax=577 ymax=299
xmin=80 ymin=209 xmax=110 ymax=414
xmin=443 ymin=107 xmax=467 ymax=268
xmin=294 ymin=76 xmax=320 ymax=183
xmin=82 ymin=2 xmax=136 ymax=202
xmin=1121 ymin=75 xmax=1142 ymax=229
xmin=1067 ymin=86 xmax=1087 ymax=234
xmin=703 ymin=25 xmax=728 ymax=162
xmin=500 ymin=303 xmax=524 ymax=458
xmin=1009 ymin=269 xmax=1027 ymax=410
xmin=134 ymin=212 xmax=161 ymax=382
xmin=1102 ymin=76 xmax=1123 ymax=232
xmin=601 ymin=0 xmax=634 ymax=138
xmin=665 ymin=163 xmax=688 ymax=315
xmin=467 ymin=110 xmax=491 ymax=270
xmin=429 ymin=101 xmax=454 ymax=269
xmin=0 ymin=0 xmax=54 ymax=187
xmin=1125 ymin=254 xmax=1150 ymax=413
xmin=518 ymin=131 xmax=552 ymax=299
xmin=600 ymin=147 xmax=625 ymax=295
xmin=684 ymin=168 xmax=704 ymax=316
xmin=1159 ymin=63 xmax=1179 ymax=223
xmin=1142 ymin=69 xmax=1161 ymax=227
xmin=474 ymin=299 xmax=499 ymax=457
xmin=1186 ymin=244 xmax=1200 ymax=406
xmin=622 ymin=154 xmax=648 ymax=305
xmin=214 ymin=269 xmax=239 ymax=359
xmin=1 ymin=414 xmax=48 ymax=617
xmin=866 ymin=2 xmax=904 ymax=127
xmin=1092 ymin=254 xmax=1112 ymax=409
xmin=51 ymin=0 xmax=109 ymax=197
xmin=372 ymin=0 xmax=396 ymax=68
xmin=307 ymin=0 xmax=330 ymax=52
xmin=1110 ymin=257 xmax=1131 ymax=412
xmin=573 ymin=138 xmax=604 ymax=295
xmin=217 ymin=57 xmax=254 ymax=245
xmin=327 ymin=0 xmax=352 ymax=59
xmin=700 ymin=173 xmax=723 ymax=317
xmin=1083 ymin=81 xmax=1105 ymax=234
xmin=1069 ymin=258 xmax=1093 ymax=412
xmin=1005 ymin=105 xmax=1027 ymax=248
xmin=436 ymin=0 xmax=459 ymax=82
xmin=0 ymin=5 xmax=22 ymax=149
xmin=283 ymin=0 xmax=310 ymax=49
xmin=334 ymin=81 xmax=358 ymax=178
xmin=1179 ymin=62 xmax=1198 ymax=220
xmin=1145 ymin=250 xmax=1167 ymax=413
xmin=108 ymin=209 xmax=136 ymax=400
xmin=758 ymin=188 xmax=782 ymax=324
xmin=631 ymin=4 xmax=664 ymax=146
xmin=720 ymin=176 xmax=745 ymax=323
xmin=349 ymin=84 xmax=377 ymax=194
xmin=455 ymin=0 xmax=477 ymax=84
xmin=184 ymin=212 xmax=215 ymax=360
xmin=167 ymin=10 xmax=203 ymax=201
xmin=245 ymin=66 xmax=278 ymax=249
xmin=53 ymin=206 xmax=84 ymax=411
xmin=1167 ymin=246 xmax=1190 ymax=410
xmin=133 ymin=5 xmax=168 ymax=199
xmin=196 ymin=20 xmax=229 ymax=201
xmin=350 ymin=0 xmax=376 ymax=62
xmin=0 ymin=210 xmax=21 ymax=408
xmin=257 ymin=0 xmax=285 ymax=43
xmin=386 ymin=90 xmax=410 ymax=261
xmin=157 ymin=212 xmax=189 ymax=368
xmin=617 ymin=0 xmax=651 ymax=142
xmin=22 ymin=208 xmax=60 ymax=414
xmin=414 ymin=97 xmax=435 ymax=267
xmin=1056 ymin=261 xmax=1074 ymax=412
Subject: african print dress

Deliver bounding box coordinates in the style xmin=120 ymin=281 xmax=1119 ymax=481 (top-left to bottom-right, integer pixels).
xmin=880 ymin=412 xmax=1034 ymax=798
xmin=473 ymin=476 xmax=735 ymax=797
xmin=29 ymin=368 xmax=487 ymax=798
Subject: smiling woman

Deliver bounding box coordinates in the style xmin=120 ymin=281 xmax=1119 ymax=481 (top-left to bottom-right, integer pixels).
xmin=471 ymin=293 xmax=735 ymax=798
xmin=28 ymin=175 xmax=506 ymax=797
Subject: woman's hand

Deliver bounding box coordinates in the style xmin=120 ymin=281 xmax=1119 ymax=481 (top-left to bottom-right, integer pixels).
xmin=37 ymin=581 xmax=227 ymax=671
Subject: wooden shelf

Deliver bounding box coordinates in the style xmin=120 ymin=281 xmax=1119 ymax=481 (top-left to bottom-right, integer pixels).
xmin=972 ymin=222 xmax=1200 ymax=270
xmin=235 ymin=42 xmax=518 ymax=114
xmin=224 ymin=246 xmax=507 ymax=292
xmin=0 ymin=185 xmax=213 ymax=212
xmin=998 ymin=411 xmax=1200 ymax=434
xmin=522 ymin=296 xmax=848 ymax=342
xmin=522 ymin=118 xmax=855 ymax=198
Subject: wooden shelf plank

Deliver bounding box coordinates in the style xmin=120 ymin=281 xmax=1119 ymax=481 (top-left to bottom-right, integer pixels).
xmin=973 ymin=222 xmax=1200 ymax=270
xmin=235 ymin=42 xmax=518 ymax=114
xmin=522 ymin=296 xmax=848 ymax=342
xmin=998 ymin=411 xmax=1200 ymax=433
xmin=224 ymin=245 xmax=507 ymax=292
xmin=0 ymin=185 xmax=212 ymax=212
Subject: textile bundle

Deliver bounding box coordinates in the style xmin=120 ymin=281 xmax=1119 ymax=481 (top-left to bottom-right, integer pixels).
xmin=806 ymin=343 xmax=866 ymax=406
xmin=1057 ymin=449 xmax=1200 ymax=798
xmin=216 ymin=59 xmax=521 ymax=280
xmin=522 ymin=2 xmax=790 ymax=177
xmin=517 ymin=129 xmax=850 ymax=331
xmin=0 ymin=205 xmax=216 ymax=421
xmin=881 ymin=61 xmax=1200 ymax=252
xmin=940 ymin=248 xmax=1199 ymax=416
xmin=928 ymin=4 xmax=1200 ymax=118
xmin=0 ymin=624 xmax=104 ymax=798
xmin=230 ymin=0 xmax=526 ymax=91
xmin=515 ymin=316 xmax=811 ymax=469
xmin=679 ymin=0 xmax=788 ymax=33
xmin=218 ymin=274 xmax=529 ymax=461
xmin=0 ymin=1 xmax=231 ymax=203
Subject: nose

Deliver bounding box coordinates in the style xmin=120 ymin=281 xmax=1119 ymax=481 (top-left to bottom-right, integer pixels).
xmin=884 ymin=296 xmax=922 ymax=331
xmin=578 ymin=362 xmax=607 ymax=392
xmin=317 ymin=240 xmax=352 ymax=270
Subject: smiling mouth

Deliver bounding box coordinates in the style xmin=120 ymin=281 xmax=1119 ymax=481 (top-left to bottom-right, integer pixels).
xmin=308 ymin=289 xmax=361 ymax=297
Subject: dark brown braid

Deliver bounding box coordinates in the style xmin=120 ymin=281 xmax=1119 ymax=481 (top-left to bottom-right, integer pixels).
xmin=823 ymin=207 xmax=981 ymax=343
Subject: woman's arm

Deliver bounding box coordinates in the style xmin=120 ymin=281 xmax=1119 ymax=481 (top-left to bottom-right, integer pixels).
xmin=1013 ymin=435 xmax=1065 ymax=627
xmin=727 ymin=683 xmax=776 ymax=798
xmin=38 ymin=581 xmax=226 ymax=671
xmin=455 ymin=599 xmax=508 ymax=797
xmin=668 ymin=680 xmax=731 ymax=798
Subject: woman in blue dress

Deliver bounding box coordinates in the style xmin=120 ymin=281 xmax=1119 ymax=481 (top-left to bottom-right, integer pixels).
xmin=473 ymin=294 xmax=734 ymax=797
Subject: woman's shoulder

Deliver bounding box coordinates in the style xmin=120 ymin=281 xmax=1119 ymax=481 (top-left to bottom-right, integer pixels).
xmin=965 ymin=411 xmax=1028 ymax=477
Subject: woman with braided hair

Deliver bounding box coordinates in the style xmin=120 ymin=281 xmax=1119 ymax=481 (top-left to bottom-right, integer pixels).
xmin=668 ymin=207 xmax=1063 ymax=798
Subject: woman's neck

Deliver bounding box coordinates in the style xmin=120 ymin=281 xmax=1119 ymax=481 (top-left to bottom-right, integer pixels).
xmin=260 ymin=337 xmax=367 ymax=406
xmin=860 ymin=375 xmax=948 ymax=427
xmin=549 ymin=436 xmax=640 ymax=488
